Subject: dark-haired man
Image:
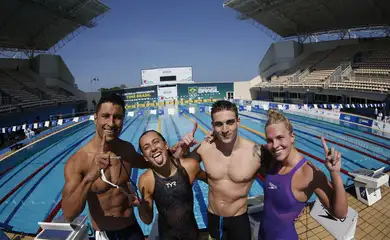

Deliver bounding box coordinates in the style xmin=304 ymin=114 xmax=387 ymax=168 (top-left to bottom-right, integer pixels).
xmin=181 ymin=100 xmax=347 ymax=240
xmin=61 ymin=93 xmax=150 ymax=240
xmin=181 ymin=100 xmax=263 ymax=240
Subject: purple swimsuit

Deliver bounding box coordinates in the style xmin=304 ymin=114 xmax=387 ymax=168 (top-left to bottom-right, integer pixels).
xmin=258 ymin=158 xmax=307 ymax=240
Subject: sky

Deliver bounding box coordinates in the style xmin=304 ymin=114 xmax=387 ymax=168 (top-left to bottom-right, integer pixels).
xmin=57 ymin=0 xmax=275 ymax=92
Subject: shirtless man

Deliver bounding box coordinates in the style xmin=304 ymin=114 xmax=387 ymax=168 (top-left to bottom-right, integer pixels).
xmin=182 ymin=100 xmax=261 ymax=240
xmin=61 ymin=93 xmax=150 ymax=240
xmin=181 ymin=101 xmax=348 ymax=240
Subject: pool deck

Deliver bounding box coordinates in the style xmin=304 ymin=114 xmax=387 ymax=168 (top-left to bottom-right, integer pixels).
xmin=3 ymin=172 xmax=389 ymax=240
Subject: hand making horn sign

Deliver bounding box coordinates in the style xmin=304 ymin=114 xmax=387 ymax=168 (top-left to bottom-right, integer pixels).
xmin=321 ymin=136 xmax=342 ymax=173
xmin=171 ymin=122 xmax=199 ymax=158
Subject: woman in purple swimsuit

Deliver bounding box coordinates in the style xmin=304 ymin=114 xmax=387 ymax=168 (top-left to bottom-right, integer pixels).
xmin=258 ymin=109 xmax=348 ymax=240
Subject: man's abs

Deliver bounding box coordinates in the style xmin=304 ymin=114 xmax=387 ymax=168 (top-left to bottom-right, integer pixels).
xmin=207 ymin=179 xmax=253 ymax=217
xmin=87 ymin=189 xmax=136 ymax=231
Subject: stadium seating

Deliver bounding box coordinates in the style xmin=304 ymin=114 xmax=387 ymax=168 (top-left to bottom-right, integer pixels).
xmin=262 ymin=39 xmax=390 ymax=93
xmin=0 ymin=68 xmax=84 ymax=114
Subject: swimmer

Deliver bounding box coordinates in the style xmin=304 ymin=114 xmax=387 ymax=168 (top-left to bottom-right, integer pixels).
xmin=137 ymin=130 xmax=207 ymax=240
xmin=180 ymin=101 xmax=348 ymax=240
xmin=258 ymin=109 xmax=348 ymax=240
xmin=180 ymin=100 xmax=263 ymax=240
xmin=61 ymin=93 xmax=150 ymax=240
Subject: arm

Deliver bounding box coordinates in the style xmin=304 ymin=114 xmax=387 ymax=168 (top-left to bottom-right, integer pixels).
xmin=61 ymin=153 xmax=92 ymax=222
xmin=184 ymin=143 xmax=203 ymax=162
xmin=137 ymin=173 xmax=154 ymax=225
xmin=127 ymin=142 xmax=150 ymax=169
xmin=196 ymin=169 xmax=208 ymax=184
xmin=312 ymin=167 xmax=348 ymax=219
xmin=181 ymin=157 xmax=207 ymax=184
xmin=314 ymin=137 xmax=348 ymax=219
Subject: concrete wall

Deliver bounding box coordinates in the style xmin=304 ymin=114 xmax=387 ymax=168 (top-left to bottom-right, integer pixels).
xmin=234 ymin=81 xmax=251 ymax=100
xmin=31 ymin=54 xmax=75 ymax=87
xmin=84 ymin=92 xmax=102 ymax=112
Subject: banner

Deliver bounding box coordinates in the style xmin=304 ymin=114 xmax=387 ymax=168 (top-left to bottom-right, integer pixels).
xmin=178 ymin=83 xmax=233 ymax=100
xmin=103 ymin=86 xmax=158 ymax=109
xmin=339 ymin=113 xmax=373 ymax=127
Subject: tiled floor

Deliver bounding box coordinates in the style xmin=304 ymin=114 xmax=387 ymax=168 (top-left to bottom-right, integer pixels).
xmin=294 ymin=174 xmax=390 ymax=240
xmin=4 ymin=175 xmax=390 ymax=240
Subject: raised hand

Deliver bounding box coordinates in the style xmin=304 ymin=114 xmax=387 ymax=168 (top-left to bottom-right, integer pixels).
xmin=85 ymin=134 xmax=111 ymax=182
xmin=182 ymin=122 xmax=199 ymax=147
xmin=204 ymin=131 xmax=214 ymax=143
xmin=132 ymin=187 xmax=149 ymax=208
xmin=170 ymin=122 xmax=199 ymax=158
xmin=321 ymin=137 xmax=342 ymax=173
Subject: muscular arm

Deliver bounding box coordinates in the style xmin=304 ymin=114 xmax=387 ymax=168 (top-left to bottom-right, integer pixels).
xmin=137 ymin=172 xmax=154 ymax=224
xmin=127 ymin=142 xmax=149 ymax=169
xmin=61 ymin=153 xmax=92 ymax=222
xmin=310 ymin=165 xmax=348 ymax=219
xmin=184 ymin=143 xmax=203 ymax=162
xmin=181 ymin=158 xmax=207 ymax=184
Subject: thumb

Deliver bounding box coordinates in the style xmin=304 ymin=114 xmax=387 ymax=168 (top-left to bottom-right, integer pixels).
xmin=191 ymin=122 xmax=198 ymax=137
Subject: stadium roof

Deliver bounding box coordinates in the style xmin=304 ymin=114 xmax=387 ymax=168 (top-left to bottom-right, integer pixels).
xmin=0 ymin=0 xmax=109 ymax=52
xmin=223 ymin=0 xmax=390 ymax=38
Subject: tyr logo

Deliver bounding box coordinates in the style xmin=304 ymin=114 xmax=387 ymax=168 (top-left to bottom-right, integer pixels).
xmin=165 ymin=181 xmax=177 ymax=188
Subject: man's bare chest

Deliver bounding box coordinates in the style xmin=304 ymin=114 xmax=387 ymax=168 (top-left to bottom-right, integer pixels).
xmin=202 ymin=151 xmax=259 ymax=183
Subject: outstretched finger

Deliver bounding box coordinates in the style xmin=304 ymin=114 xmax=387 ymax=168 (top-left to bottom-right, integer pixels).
xmin=191 ymin=122 xmax=198 ymax=137
xmin=321 ymin=137 xmax=329 ymax=155
xmin=100 ymin=134 xmax=107 ymax=153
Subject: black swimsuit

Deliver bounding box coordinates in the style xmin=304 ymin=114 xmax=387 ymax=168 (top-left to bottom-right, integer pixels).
xmin=152 ymin=159 xmax=199 ymax=240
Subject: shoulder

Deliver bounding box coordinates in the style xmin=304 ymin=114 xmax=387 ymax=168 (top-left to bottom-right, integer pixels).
xmin=66 ymin=146 xmax=88 ymax=167
xmin=299 ymin=161 xmax=326 ymax=183
xmin=240 ymin=137 xmax=259 ymax=151
xmin=64 ymin=147 xmax=88 ymax=176
xmin=180 ymin=157 xmax=199 ymax=170
xmin=120 ymin=139 xmax=137 ymax=151
xmin=239 ymin=137 xmax=263 ymax=159
xmin=139 ymin=170 xmax=154 ymax=195
xmin=139 ymin=170 xmax=153 ymax=186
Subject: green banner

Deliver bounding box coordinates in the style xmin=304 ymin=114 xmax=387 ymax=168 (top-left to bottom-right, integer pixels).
xmin=177 ymin=83 xmax=233 ymax=100
xmin=103 ymin=86 xmax=158 ymax=109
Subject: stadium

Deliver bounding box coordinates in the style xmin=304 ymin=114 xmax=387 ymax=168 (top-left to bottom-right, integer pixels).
xmin=0 ymin=0 xmax=389 ymax=240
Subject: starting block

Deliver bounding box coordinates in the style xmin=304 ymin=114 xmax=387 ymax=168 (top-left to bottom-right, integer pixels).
xmin=246 ymin=105 xmax=252 ymax=112
xmin=73 ymin=117 xmax=79 ymax=122
xmin=168 ymin=108 xmax=175 ymax=115
xmin=207 ymin=106 xmax=212 ymax=113
xmin=189 ymin=107 xmax=195 ymax=114
xmin=158 ymin=109 xmax=164 ymax=115
xmin=350 ymin=167 xmax=389 ymax=206
xmin=150 ymin=109 xmax=157 ymax=115
xmin=58 ymin=119 xmax=63 ymax=126
xmin=310 ymin=198 xmax=358 ymax=240
xmin=127 ymin=111 xmax=134 ymax=117
xmin=35 ymin=215 xmax=89 ymax=240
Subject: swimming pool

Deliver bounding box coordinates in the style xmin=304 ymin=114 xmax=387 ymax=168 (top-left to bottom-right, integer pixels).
xmin=0 ymin=105 xmax=389 ymax=237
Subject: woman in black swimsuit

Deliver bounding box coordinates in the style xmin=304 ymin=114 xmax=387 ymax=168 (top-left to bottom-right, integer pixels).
xmin=137 ymin=130 xmax=207 ymax=240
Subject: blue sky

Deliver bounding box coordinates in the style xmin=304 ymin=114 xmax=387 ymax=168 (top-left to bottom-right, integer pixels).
xmin=58 ymin=0 xmax=274 ymax=92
